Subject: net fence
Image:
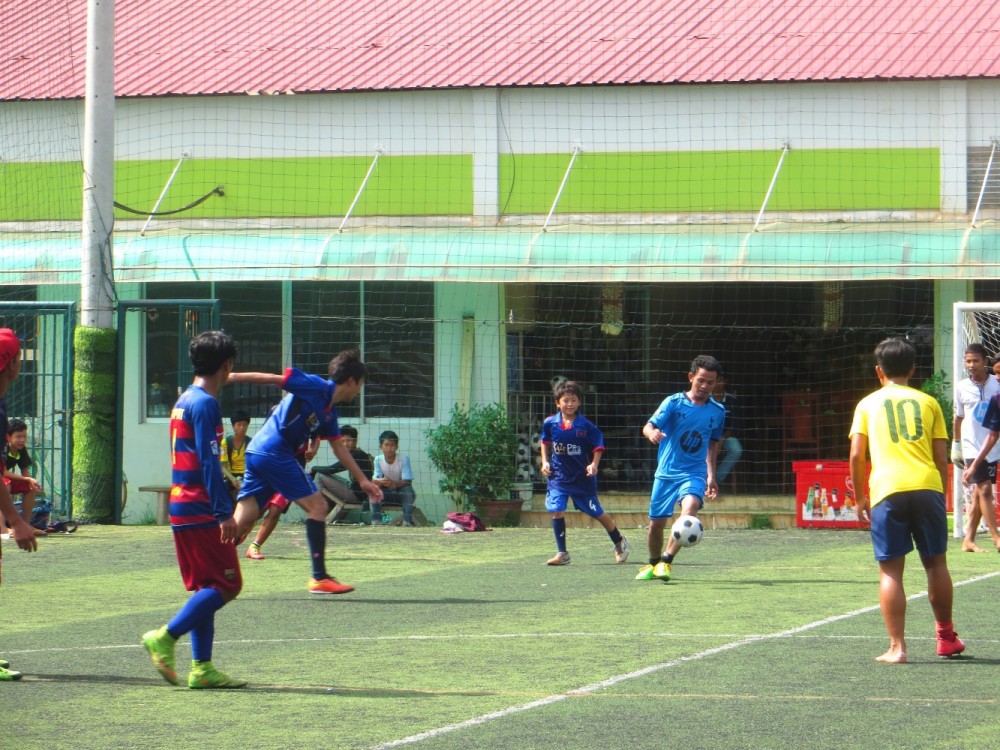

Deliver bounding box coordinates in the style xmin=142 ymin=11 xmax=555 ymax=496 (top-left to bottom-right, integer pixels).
xmin=3 ymin=3 xmax=1000 ymax=500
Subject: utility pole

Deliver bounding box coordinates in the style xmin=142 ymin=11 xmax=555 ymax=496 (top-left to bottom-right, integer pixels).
xmin=75 ymin=0 xmax=118 ymax=522
xmin=81 ymin=0 xmax=115 ymax=328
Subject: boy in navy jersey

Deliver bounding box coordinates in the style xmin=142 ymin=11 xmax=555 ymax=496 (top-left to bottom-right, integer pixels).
xmin=0 ymin=328 xmax=38 ymax=681
xmin=540 ymin=380 xmax=628 ymax=566
xmin=142 ymin=330 xmax=246 ymax=689
xmin=636 ymin=355 xmax=725 ymax=582
xmin=230 ymin=349 xmax=382 ymax=594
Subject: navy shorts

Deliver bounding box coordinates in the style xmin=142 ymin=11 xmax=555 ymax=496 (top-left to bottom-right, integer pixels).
xmin=870 ymin=489 xmax=948 ymax=561
xmin=545 ymin=491 xmax=605 ymax=518
xmin=239 ymin=452 xmax=317 ymax=509
xmin=963 ymin=458 xmax=997 ymax=487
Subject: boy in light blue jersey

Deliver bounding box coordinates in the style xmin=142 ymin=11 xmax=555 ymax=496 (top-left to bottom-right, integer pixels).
xmin=636 ymin=355 xmax=725 ymax=582
xmin=540 ymin=380 xmax=628 ymax=566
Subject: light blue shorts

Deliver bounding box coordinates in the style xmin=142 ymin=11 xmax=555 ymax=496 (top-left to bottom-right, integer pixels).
xmin=648 ymin=475 xmax=706 ymax=520
xmin=545 ymin=491 xmax=606 ymax=518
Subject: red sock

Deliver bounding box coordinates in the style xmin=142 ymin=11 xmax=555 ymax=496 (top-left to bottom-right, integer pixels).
xmin=936 ymin=621 xmax=956 ymax=637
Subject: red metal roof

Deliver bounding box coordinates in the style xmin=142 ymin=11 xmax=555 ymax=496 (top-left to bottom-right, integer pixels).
xmin=3 ymin=0 xmax=1000 ymax=100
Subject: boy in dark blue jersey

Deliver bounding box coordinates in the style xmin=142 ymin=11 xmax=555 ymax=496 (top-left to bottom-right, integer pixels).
xmin=636 ymin=355 xmax=725 ymax=582
xmin=540 ymin=380 xmax=628 ymax=566
xmin=231 ymin=349 xmax=382 ymax=594
xmin=0 ymin=328 xmax=38 ymax=681
xmin=142 ymin=330 xmax=246 ymax=689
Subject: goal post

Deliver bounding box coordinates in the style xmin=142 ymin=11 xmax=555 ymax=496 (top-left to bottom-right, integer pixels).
xmin=951 ymin=302 xmax=1000 ymax=538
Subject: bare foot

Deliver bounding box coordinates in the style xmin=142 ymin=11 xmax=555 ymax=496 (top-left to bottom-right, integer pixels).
xmin=875 ymin=649 xmax=907 ymax=664
xmin=962 ymin=542 xmax=986 ymax=553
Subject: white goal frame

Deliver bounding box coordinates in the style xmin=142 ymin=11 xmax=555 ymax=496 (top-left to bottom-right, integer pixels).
xmin=952 ymin=302 xmax=1000 ymax=538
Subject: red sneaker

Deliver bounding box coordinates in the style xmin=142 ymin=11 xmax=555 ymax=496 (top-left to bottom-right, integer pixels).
xmin=308 ymin=577 xmax=355 ymax=595
xmin=937 ymin=632 xmax=966 ymax=658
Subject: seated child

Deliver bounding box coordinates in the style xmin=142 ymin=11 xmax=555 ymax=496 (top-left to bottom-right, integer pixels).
xmin=310 ymin=425 xmax=375 ymax=520
xmin=372 ymin=430 xmax=417 ymax=526
xmin=3 ymin=418 xmax=43 ymax=536
xmin=220 ymin=410 xmax=252 ymax=498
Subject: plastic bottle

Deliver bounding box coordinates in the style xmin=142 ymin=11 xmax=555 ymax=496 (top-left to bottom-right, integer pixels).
xmin=831 ymin=488 xmax=840 ymax=518
xmin=819 ymin=488 xmax=829 ymax=519
xmin=804 ymin=484 xmax=815 ymax=520
xmin=844 ymin=490 xmax=856 ymax=520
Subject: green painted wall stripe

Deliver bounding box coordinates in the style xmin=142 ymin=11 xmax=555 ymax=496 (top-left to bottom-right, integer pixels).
xmin=500 ymin=149 xmax=940 ymax=212
xmin=0 ymin=149 xmax=939 ymax=221
xmin=1 ymin=156 xmax=473 ymax=221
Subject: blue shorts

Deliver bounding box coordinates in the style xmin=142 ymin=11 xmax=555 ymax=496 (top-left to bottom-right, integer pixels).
xmin=545 ymin=491 xmax=605 ymax=518
xmin=648 ymin=475 xmax=706 ymax=520
xmin=870 ymin=489 xmax=948 ymax=561
xmin=238 ymin=452 xmax=317 ymax=510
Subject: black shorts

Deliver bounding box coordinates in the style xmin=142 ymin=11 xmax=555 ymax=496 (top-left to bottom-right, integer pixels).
xmin=964 ymin=459 xmax=997 ymax=486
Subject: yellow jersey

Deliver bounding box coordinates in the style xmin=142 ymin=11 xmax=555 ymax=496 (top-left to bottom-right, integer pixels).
xmin=849 ymin=383 xmax=947 ymax=506
xmin=220 ymin=434 xmax=249 ymax=475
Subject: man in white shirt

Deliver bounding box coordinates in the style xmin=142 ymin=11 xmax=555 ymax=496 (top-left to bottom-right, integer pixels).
xmin=953 ymin=343 xmax=1000 ymax=552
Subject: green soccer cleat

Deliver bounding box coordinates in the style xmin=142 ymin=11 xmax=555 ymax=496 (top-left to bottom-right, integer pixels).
xmin=0 ymin=665 xmax=23 ymax=681
xmin=0 ymin=659 xmax=10 ymax=668
xmin=635 ymin=564 xmax=656 ymax=580
xmin=188 ymin=661 xmax=247 ymax=689
xmin=653 ymin=561 xmax=672 ymax=580
xmin=141 ymin=626 xmax=179 ymax=685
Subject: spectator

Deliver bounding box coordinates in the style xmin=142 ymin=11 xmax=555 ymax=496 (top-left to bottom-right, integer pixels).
xmin=372 ymin=430 xmax=417 ymax=526
xmin=220 ymin=410 xmax=252 ymax=499
xmin=310 ymin=425 xmax=375 ymax=522
xmin=2 ymin=418 xmax=43 ymax=536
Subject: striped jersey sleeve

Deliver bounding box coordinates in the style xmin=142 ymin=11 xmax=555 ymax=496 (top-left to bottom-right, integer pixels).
xmin=169 ymin=386 xmax=232 ymax=529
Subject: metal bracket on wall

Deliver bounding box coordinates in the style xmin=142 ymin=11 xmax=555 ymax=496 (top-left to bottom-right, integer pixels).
xmin=543 ymin=144 xmax=582 ymax=232
xmin=339 ymin=147 xmax=384 ymax=232
xmin=970 ymin=138 xmax=998 ymax=228
xmin=140 ymin=149 xmax=191 ymax=236
xmin=753 ymin=142 xmax=790 ymax=232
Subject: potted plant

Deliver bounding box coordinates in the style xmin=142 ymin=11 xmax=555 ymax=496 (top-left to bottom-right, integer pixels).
xmin=425 ymin=402 xmax=522 ymax=526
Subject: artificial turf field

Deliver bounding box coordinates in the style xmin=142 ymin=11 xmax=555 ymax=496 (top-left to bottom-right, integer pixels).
xmin=3 ymin=523 xmax=1000 ymax=750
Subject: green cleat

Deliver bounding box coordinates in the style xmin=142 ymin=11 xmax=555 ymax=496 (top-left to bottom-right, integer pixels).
xmin=653 ymin=561 xmax=672 ymax=580
xmin=0 ymin=665 xmax=23 ymax=681
xmin=0 ymin=659 xmax=10 ymax=669
xmin=141 ymin=626 xmax=179 ymax=685
xmin=635 ymin=564 xmax=656 ymax=580
xmin=188 ymin=661 xmax=247 ymax=690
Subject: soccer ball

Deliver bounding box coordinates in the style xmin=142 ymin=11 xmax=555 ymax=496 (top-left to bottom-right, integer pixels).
xmin=670 ymin=514 xmax=703 ymax=547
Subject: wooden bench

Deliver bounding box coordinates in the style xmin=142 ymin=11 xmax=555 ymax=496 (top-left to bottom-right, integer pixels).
xmin=138 ymin=485 xmax=172 ymax=525
xmin=320 ymin=486 xmax=366 ymax=523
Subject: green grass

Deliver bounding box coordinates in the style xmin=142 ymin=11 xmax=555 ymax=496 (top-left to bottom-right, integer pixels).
xmin=3 ymin=525 xmax=1000 ymax=749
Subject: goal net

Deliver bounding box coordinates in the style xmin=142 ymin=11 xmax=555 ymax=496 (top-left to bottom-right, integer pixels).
xmin=952 ymin=302 xmax=1000 ymax=537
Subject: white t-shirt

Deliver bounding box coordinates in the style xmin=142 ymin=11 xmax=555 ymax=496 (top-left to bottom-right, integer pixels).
xmin=955 ymin=376 xmax=1000 ymax=461
xmin=374 ymin=454 xmax=413 ymax=483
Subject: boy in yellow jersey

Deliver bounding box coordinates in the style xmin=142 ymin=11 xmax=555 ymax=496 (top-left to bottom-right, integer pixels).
xmin=849 ymin=337 xmax=964 ymax=664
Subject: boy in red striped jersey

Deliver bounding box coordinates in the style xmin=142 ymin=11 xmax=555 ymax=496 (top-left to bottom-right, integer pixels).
xmin=141 ymin=330 xmax=247 ymax=689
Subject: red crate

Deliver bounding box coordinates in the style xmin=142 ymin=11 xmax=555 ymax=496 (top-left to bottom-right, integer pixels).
xmin=793 ymin=460 xmax=870 ymax=529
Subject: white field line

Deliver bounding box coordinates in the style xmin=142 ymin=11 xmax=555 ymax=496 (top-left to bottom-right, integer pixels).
xmin=370 ymin=570 xmax=1000 ymax=749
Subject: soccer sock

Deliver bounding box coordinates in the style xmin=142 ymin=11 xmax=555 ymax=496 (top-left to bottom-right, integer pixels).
xmin=305 ymin=518 xmax=328 ymax=580
xmin=190 ymin=616 xmax=216 ymax=662
xmin=936 ymin=621 xmax=957 ymax=637
xmin=661 ymin=553 xmax=675 ymax=564
xmin=167 ymin=587 xmax=225 ymax=640
xmin=370 ymin=502 xmax=382 ymax=523
xmin=552 ymin=517 xmax=567 ymax=553
xmin=608 ymin=527 xmax=623 ymax=545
